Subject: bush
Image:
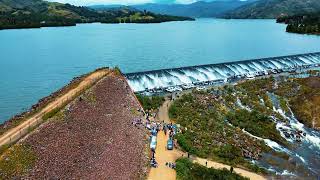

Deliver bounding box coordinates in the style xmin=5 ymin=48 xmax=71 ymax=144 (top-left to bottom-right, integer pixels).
xmin=176 ymin=158 xmax=249 ymax=180
xmin=0 ymin=144 xmax=36 ymax=178
xmin=176 ymin=133 xmax=197 ymax=154
xmin=136 ymin=94 xmax=165 ymax=111
xmin=217 ymin=144 xmax=242 ymax=164
xmin=226 ymin=109 xmax=286 ymax=145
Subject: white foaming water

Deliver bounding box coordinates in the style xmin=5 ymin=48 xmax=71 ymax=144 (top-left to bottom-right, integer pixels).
xmin=228 ymin=92 xmax=320 ymax=176
xmin=228 ymin=117 xmax=287 ymax=153
xmin=241 ymin=128 xmax=290 ymax=153
xmin=280 ymin=170 xmax=296 ymax=176
xmin=242 ymin=126 xmax=309 ymax=168
xmin=273 ymin=105 xmax=320 ymax=150
xmin=236 ymin=98 xmax=252 ymax=112
xmin=125 ymin=52 xmax=320 ymax=92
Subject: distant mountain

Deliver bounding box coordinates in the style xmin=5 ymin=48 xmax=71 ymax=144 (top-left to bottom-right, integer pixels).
xmin=223 ymin=0 xmax=320 ymax=19
xmin=90 ymin=0 xmax=255 ymax=18
xmin=0 ymin=0 xmax=194 ymax=30
xmin=133 ymin=1 xmax=254 ymax=18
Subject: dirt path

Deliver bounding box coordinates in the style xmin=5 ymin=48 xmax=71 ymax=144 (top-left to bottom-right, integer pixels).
xmin=189 ymin=156 xmax=265 ymax=180
xmin=148 ymin=100 xmax=183 ymax=180
xmin=148 ymin=99 xmax=266 ymax=180
xmin=0 ymin=69 xmax=109 ymax=147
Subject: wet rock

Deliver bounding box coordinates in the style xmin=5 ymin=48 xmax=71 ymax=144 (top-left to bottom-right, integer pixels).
xmin=284 ymin=132 xmax=291 ymax=138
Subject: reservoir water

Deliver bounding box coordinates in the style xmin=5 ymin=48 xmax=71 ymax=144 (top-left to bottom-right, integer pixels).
xmin=1 ymin=18 xmax=320 ymax=122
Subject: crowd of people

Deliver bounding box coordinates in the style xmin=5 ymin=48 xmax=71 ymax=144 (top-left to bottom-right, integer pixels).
xmin=134 ymin=106 xmax=181 ymax=169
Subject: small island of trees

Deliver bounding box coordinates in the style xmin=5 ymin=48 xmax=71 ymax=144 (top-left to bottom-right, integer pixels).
xmin=277 ymin=13 xmax=320 ymax=35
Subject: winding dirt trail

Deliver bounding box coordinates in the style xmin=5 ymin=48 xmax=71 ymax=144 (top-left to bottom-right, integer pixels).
xmin=0 ymin=69 xmax=109 ymax=148
xmin=148 ymin=99 xmax=266 ymax=180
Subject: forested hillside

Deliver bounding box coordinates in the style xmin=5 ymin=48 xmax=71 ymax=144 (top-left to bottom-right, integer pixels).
xmin=223 ymin=0 xmax=320 ymax=19
xmin=0 ymin=0 xmax=194 ymax=30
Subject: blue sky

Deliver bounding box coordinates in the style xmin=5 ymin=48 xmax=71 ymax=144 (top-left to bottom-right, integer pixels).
xmin=49 ymin=0 xmax=207 ymax=6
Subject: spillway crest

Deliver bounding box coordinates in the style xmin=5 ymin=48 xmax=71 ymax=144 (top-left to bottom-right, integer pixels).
xmin=125 ymin=52 xmax=320 ymax=92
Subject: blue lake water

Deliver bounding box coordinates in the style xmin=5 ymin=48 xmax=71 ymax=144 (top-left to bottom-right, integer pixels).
xmin=1 ymin=18 xmax=320 ymax=122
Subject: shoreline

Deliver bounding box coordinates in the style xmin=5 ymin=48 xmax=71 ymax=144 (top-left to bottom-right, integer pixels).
xmin=0 ymin=18 xmax=195 ymax=31
xmin=0 ymin=67 xmax=110 ymax=149
xmin=1 ymin=65 xmax=318 ymax=138
xmin=0 ymin=70 xmax=149 ymax=178
xmin=0 ymin=67 xmax=109 ymax=132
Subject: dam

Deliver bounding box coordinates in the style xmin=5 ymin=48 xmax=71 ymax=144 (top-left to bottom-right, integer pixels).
xmin=125 ymin=52 xmax=320 ymax=92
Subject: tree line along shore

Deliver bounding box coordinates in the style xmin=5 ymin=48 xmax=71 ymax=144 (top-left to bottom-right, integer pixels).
xmin=277 ymin=13 xmax=320 ymax=35
xmin=0 ymin=0 xmax=194 ymax=30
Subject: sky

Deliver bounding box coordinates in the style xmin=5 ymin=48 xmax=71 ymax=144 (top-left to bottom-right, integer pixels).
xmin=48 ymin=0 xmax=208 ymax=6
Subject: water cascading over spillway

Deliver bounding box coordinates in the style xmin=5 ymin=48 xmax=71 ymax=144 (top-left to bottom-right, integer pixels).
xmin=125 ymin=52 xmax=320 ymax=92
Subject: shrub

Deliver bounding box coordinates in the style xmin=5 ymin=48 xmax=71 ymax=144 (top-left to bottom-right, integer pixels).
xmin=176 ymin=158 xmax=249 ymax=180
xmin=217 ymin=144 xmax=242 ymax=164
xmin=226 ymin=109 xmax=286 ymax=145
xmin=0 ymin=144 xmax=36 ymax=178
xmin=136 ymin=94 xmax=165 ymax=111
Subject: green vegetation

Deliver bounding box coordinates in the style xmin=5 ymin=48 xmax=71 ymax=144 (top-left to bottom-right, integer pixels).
xmin=223 ymin=0 xmax=320 ymax=19
xmin=108 ymin=10 xmax=194 ymax=23
xmin=236 ymin=78 xmax=274 ymax=93
xmin=0 ymin=144 xmax=36 ymax=178
xmin=278 ymin=96 xmax=289 ymax=113
xmin=136 ymin=94 xmax=165 ymax=111
xmin=222 ymin=0 xmax=320 ymax=34
xmin=277 ymin=13 xmax=320 ymax=35
xmin=226 ymin=109 xmax=287 ymax=145
xmin=168 ymin=77 xmax=313 ymax=173
xmin=176 ymin=158 xmax=248 ymax=180
xmin=169 ymin=92 xmax=269 ymax=172
xmin=169 ymin=75 xmax=320 ymax=176
xmin=114 ymin=66 xmax=122 ymax=76
xmin=280 ymin=77 xmax=320 ymax=129
xmin=0 ymin=0 xmax=194 ymax=30
xmin=42 ymin=100 xmax=69 ymax=121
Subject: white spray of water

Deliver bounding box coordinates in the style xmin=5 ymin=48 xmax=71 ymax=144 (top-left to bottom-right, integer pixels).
xmin=126 ymin=53 xmax=320 ymax=92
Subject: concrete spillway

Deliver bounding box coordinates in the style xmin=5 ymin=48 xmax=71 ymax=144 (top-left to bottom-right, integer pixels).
xmin=124 ymin=52 xmax=320 ymax=92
